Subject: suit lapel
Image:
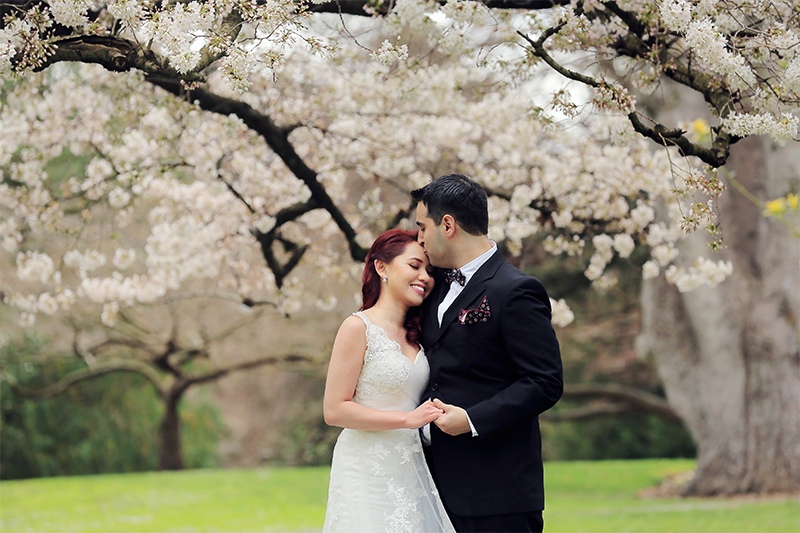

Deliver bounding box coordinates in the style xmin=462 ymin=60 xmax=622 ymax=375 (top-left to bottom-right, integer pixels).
xmin=422 ymin=271 xmax=447 ymax=343
xmin=430 ymin=250 xmax=505 ymax=345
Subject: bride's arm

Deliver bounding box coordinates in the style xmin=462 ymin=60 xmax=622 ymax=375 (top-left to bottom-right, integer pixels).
xmin=323 ymin=315 xmax=442 ymax=431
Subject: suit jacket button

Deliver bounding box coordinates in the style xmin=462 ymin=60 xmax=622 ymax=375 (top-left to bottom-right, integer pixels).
xmin=433 ymin=342 xmax=440 ymax=349
xmin=431 ymin=383 xmax=439 ymax=391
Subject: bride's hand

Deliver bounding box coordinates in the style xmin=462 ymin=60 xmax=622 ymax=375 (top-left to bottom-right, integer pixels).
xmin=405 ymin=400 xmax=445 ymax=429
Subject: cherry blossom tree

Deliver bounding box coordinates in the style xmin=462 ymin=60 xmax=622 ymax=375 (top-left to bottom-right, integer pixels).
xmin=1 ymin=0 xmax=797 ymax=493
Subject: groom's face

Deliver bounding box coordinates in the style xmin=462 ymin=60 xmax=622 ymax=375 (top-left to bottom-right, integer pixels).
xmin=415 ymin=202 xmax=447 ymax=268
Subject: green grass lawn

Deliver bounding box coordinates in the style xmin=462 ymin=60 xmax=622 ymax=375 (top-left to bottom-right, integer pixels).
xmin=1 ymin=459 xmax=797 ymax=532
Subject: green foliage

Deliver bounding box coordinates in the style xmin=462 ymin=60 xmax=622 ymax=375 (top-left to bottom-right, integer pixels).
xmin=277 ymin=376 xmax=341 ymax=467
xmin=543 ymin=416 xmax=696 ymax=461
xmin=0 ymin=332 xmax=224 ymax=479
xmin=520 ymin=239 xmax=697 ymax=461
xmin=2 ymin=459 xmax=798 ymax=532
xmin=179 ymin=390 xmax=227 ymax=470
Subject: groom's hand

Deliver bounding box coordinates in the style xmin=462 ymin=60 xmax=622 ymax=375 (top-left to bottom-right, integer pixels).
xmin=432 ymin=399 xmax=471 ymax=436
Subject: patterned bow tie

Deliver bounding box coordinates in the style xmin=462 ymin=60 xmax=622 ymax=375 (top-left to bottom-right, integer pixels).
xmin=444 ymin=268 xmax=466 ymax=286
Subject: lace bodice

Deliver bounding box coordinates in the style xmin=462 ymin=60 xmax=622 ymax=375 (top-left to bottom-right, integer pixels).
xmin=352 ymin=311 xmax=429 ymax=411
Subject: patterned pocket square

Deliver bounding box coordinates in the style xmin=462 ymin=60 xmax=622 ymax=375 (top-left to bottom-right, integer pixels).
xmin=458 ymin=295 xmax=491 ymax=325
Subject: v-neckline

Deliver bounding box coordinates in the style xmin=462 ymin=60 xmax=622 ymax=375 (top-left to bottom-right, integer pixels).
xmin=360 ymin=312 xmax=421 ymax=364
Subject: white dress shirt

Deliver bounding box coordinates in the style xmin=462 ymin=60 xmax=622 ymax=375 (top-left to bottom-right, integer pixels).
xmin=425 ymin=242 xmax=498 ymax=442
xmin=437 ymin=242 xmax=498 ymax=326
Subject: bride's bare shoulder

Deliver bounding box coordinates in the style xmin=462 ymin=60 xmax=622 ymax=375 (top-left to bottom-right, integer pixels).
xmin=335 ymin=314 xmax=367 ymax=339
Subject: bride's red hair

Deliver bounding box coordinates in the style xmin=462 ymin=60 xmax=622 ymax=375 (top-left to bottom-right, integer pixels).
xmin=361 ymin=229 xmax=424 ymax=347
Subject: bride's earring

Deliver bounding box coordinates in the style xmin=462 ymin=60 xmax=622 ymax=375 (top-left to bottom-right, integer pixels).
xmin=382 ymin=275 xmax=387 ymax=282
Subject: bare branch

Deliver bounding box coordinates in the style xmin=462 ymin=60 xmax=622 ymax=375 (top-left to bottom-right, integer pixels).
xmin=87 ymin=337 xmax=159 ymax=357
xmin=32 ymin=35 xmax=206 ymax=84
xmin=600 ymin=1 xmax=742 ymax=165
xmin=153 ymin=338 xmax=182 ymax=377
xmin=186 ymin=353 xmax=313 ymax=386
xmin=116 ymin=308 xmax=158 ymax=338
xmin=194 ymin=10 xmax=244 ymax=73
xmin=385 ymin=201 xmax=414 ymax=232
xmin=307 ymin=0 xmax=570 ymax=16
xmin=2 ymin=359 xmax=165 ymax=399
xmin=483 ymin=185 xmax=612 ymax=234
xmin=274 ymin=199 xmax=320 ymax=226
xmin=216 ymin=166 xmax=257 ymax=214
xmin=542 ymin=403 xmax=631 ymax=421
xmin=561 ymin=383 xmax=682 ymax=422
xmin=173 ymin=349 xmax=208 ymax=368
xmin=518 ymin=4 xmax=741 ymax=168
xmin=146 ymin=75 xmax=368 ymax=262
xmin=204 ymin=309 xmax=268 ymax=345
xmin=156 ymin=292 xmax=279 ymax=308
xmin=255 ymin=230 xmax=310 ymax=288
xmin=627 ymin=112 xmax=736 ymax=168
xmin=516 ymin=28 xmax=602 ymax=88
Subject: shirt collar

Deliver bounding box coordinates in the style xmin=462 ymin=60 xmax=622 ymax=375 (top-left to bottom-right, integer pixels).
xmin=457 ymin=241 xmax=497 ymax=285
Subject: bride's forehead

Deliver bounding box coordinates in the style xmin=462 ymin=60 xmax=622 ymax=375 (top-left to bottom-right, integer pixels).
xmin=396 ymin=242 xmax=427 ymax=262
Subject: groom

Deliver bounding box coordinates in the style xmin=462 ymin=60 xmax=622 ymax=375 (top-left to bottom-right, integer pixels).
xmin=412 ymin=174 xmax=563 ymax=532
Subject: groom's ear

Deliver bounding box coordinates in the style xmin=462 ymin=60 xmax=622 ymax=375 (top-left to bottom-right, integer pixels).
xmin=441 ymin=214 xmax=457 ymax=238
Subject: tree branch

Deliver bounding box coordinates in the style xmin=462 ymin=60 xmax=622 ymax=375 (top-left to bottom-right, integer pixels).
xmin=483 ymin=185 xmax=611 ymax=233
xmin=274 ymin=199 xmax=320 ymax=227
xmin=32 ymin=35 xmax=206 ymax=83
xmin=542 ymin=402 xmax=631 ymax=421
xmin=153 ymin=339 xmax=182 ymax=377
xmin=307 ymin=0 xmax=570 ymax=16
xmin=85 ymin=336 xmax=158 ymax=357
xmin=194 ymin=10 xmax=244 ymax=73
xmin=255 ymin=230 xmax=309 ymax=288
xmin=627 ymin=112 xmax=735 ymax=168
xmin=2 ymin=359 xmax=165 ymax=399
xmin=156 ymin=292 xmax=278 ymax=308
xmin=518 ymin=4 xmax=741 ymax=168
xmin=146 ymin=75 xmax=368 ymax=262
xmin=217 ymin=170 xmax=257 ymax=214
xmin=561 ymin=383 xmax=682 ymax=422
xmin=186 ymin=353 xmax=313 ymax=386
xmin=204 ymin=309 xmax=268 ymax=345
xmin=602 ymin=1 xmax=741 ymax=166
xmin=517 ymin=26 xmax=602 ymax=88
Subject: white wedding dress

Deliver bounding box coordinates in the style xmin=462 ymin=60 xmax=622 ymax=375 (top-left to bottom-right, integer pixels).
xmin=323 ymin=311 xmax=456 ymax=533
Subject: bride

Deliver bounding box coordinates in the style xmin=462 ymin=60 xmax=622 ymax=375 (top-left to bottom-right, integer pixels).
xmin=322 ymin=229 xmax=456 ymax=533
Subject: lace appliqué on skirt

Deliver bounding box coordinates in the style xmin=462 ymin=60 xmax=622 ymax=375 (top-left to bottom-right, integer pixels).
xmin=323 ymin=429 xmax=453 ymax=533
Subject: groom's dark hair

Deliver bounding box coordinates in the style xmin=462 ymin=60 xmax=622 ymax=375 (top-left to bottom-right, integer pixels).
xmin=411 ymin=174 xmax=489 ymax=236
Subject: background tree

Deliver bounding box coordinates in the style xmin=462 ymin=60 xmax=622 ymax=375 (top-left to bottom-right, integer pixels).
xmin=3 ymin=297 xmax=313 ymax=470
xmin=0 ymin=331 xmax=224 ymax=479
xmin=1 ymin=0 xmax=797 ymax=494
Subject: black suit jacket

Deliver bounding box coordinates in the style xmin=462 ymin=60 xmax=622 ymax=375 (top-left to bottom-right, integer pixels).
xmin=421 ymin=249 xmax=563 ymax=517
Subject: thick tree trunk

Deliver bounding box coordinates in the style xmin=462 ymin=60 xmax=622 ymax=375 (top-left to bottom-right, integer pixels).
xmin=158 ymin=387 xmax=186 ymax=470
xmin=637 ymin=136 xmax=800 ymax=495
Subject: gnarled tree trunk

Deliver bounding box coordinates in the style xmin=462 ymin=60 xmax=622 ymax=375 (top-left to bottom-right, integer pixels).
xmin=637 ymin=136 xmax=800 ymax=495
xmin=158 ymin=385 xmax=187 ymax=471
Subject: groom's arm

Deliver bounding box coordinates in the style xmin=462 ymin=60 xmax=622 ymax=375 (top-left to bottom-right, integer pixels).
xmin=464 ymin=276 xmax=564 ymax=440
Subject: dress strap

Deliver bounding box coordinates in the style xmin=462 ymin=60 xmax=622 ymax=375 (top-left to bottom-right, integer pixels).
xmin=352 ymin=311 xmax=374 ymax=361
xmin=353 ymin=310 xmax=372 ymax=328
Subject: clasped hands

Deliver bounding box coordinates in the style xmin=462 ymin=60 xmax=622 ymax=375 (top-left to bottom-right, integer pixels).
xmin=414 ymin=398 xmax=471 ymax=436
